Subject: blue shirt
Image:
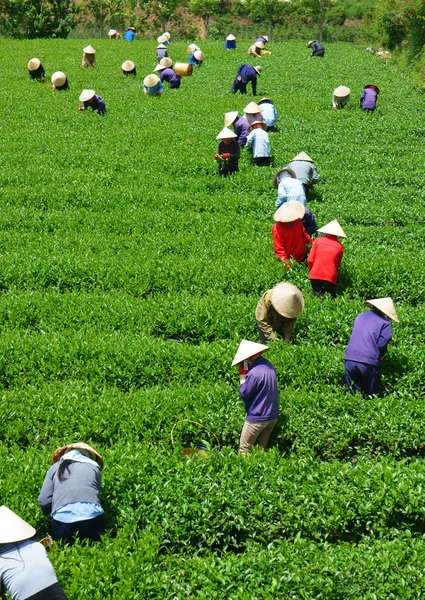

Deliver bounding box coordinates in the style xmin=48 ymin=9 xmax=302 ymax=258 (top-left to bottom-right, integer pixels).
xmin=246 ymin=129 xmax=270 ymax=158
xmin=260 ymin=102 xmax=278 ymax=127
xmin=224 ymin=40 xmax=236 ymax=49
xmin=124 ymin=30 xmax=135 ymax=41
xmin=144 ymin=81 xmax=164 ymax=95
xmin=53 ymin=502 xmax=104 ymax=523
xmin=188 ymin=52 xmax=202 ymax=65
xmin=239 ymin=356 xmax=279 ymax=422
xmin=276 ymin=175 xmax=306 ymax=207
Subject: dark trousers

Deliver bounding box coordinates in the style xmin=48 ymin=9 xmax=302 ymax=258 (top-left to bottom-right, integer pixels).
xmin=51 ymin=514 xmax=105 ymax=543
xmin=251 ymin=157 xmax=271 ymax=166
xmin=27 ymin=583 xmax=68 ymax=600
xmin=231 ymin=78 xmax=247 ymax=94
xmin=345 ymin=360 xmax=381 ymax=395
xmin=310 ymin=279 xmax=337 ymax=298
xmin=313 ymin=50 xmax=325 ymax=57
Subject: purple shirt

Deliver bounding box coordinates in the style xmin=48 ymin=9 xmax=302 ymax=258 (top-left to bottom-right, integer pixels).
xmin=256 ymin=37 xmax=268 ymax=45
xmin=234 ymin=116 xmax=249 ymax=148
xmin=302 ymin=208 xmax=318 ymax=235
xmin=239 ymin=356 xmax=279 ymax=422
xmin=160 ymin=67 xmax=180 ymax=88
xmin=344 ymin=309 xmax=392 ymax=366
xmin=83 ymin=94 xmax=106 ymax=114
xmin=360 ymin=87 xmax=378 ymax=110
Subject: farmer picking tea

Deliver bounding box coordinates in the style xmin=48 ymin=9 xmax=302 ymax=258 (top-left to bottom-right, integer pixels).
xmin=124 ymin=26 xmax=135 ymax=41
xmin=215 ymin=127 xmax=240 ymax=176
xmin=108 ymin=29 xmax=122 ymax=39
xmin=258 ymin=98 xmax=278 ymax=129
xmin=78 ymin=89 xmax=106 ymax=114
xmin=272 ymin=201 xmax=313 ymax=268
xmin=189 ymin=50 xmax=205 ymax=66
xmin=243 ymin=101 xmax=265 ymax=126
xmin=82 ymin=45 xmax=96 ymax=68
xmin=232 ymin=340 xmax=279 ymax=454
xmin=332 ymin=86 xmax=350 ymax=110
xmin=285 ymin=152 xmax=320 ymax=197
xmin=38 ymin=442 xmax=105 ymax=543
xmin=256 ymin=282 xmax=304 ymax=344
xmin=231 ymin=65 xmax=261 ymax=96
xmin=308 ymin=40 xmax=325 ymax=57
xmin=156 ymin=43 xmax=168 ymax=62
xmin=255 ymin=35 xmax=271 ymax=54
xmin=359 ymin=84 xmax=380 ymax=111
xmin=143 ymin=74 xmax=164 ymax=96
xmin=224 ymin=34 xmax=236 ymax=50
xmin=154 ymin=61 xmax=181 ymax=89
xmin=344 ymin=298 xmax=399 ymax=396
xmin=28 ymin=58 xmax=45 ymax=81
xmin=0 ymin=505 xmax=68 ymax=599
xmin=273 ymin=168 xmax=306 ymax=207
xmin=248 ymin=41 xmax=265 ymax=58
xmin=51 ymin=71 xmax=69 ymax=91
xmin=246 ymin=121 xmax=271 ymax=166
xmin=307 ymin=220 xmax=346 ymax=297
xmin=224 ymin=111 xmax=249 ymax=148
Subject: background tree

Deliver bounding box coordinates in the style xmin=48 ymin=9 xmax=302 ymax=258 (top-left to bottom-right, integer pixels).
xmin=0 ymin=0 xmax=80 ymax=38
xmin=188 ymin=0 xmax=224 ymax=38
xmin=243 ymin=0 xmax=289 ymax=41
xmin=83 ymin=0 xmax=129 ymax=35
xmin=296 ymin=0 xmax=336 ymax=42
xmin=139 ymin=0 xmax=182 ymax=32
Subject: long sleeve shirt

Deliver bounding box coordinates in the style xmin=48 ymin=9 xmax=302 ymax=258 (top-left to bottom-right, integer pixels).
xmin=156 ymin=48 xmax=168 ymax=61
xmin=248 ymin=44 xmax=262 ymax=57
xmin=83 ymin=94 xmax=106 ymax=114
xmin=256 ymin=289 xmax=297 ymax=342
xmin=160 ymin=67 xmax=181 ymax=88
xmin=333 ymin=94 xmax=350 ymax=109
xmin=307 ymin=235 xmax=344 ymax=284
xmin=0 ymin=540 xmax=60 ymax=600
xmin=224 ymin=40 xmax=236 ymax=49
xmin=272 ymin=220 xmax=312 ymax=264
xmin=188 ymin=52 xmax=202 ymax=65
xmin=344 ymin=310 xmax=392 ymax=366
xmin=82 ymin=53 xmax=96 ymax=68
xmin=246 ymin=129 xmax=270 ymax=158
xmin=237 ymin=64 xmax=258 ymax=94
xmin=244 ymin=111 xmax=264 ymax=126
xmin=310 ymin=41 xmax=324 ymax=55
xmin=239 ymin=356 xmax=279 ymax=422
xmin=233 ymin=116 xmax=249 ymax=148
xmin=287 ymin=160 xmax=320 ymax=187
xmin=360 ymin=87 xmax=378 ymax=110
xmin=276 ymin=177 xmax=306 ymax=207
xmin=29 ymin=65 xmax=45 ymax=80
xmin=260 ymin=102 xmax=278 ymax=127
xmin=144 ymin=81 xmax=164 ymax=95
xmin=124 ymin=30 xmax=135 ymax=40
xmin=302 ymin=208 xmax=318 ymax=236
xmin=217 ymin=140 xmax=240 ymax=174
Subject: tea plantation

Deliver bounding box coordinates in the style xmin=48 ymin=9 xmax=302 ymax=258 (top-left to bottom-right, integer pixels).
xmin=1 ymin=38 xmax=425 ymax=598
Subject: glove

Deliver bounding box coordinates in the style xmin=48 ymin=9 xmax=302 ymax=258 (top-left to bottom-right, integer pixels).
xmin=214 ymin=154 xmax=219 ymax=160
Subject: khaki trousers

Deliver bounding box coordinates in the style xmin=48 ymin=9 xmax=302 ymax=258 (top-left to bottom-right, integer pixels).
xmin=238 ymin=419 xmax=277 ymax=454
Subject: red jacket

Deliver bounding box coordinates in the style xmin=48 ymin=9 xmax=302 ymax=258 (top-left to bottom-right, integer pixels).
xmin=307 ymin=235 xmax=344 ymax=284
xmin=272 ymin=220 xmax=312 ymax=264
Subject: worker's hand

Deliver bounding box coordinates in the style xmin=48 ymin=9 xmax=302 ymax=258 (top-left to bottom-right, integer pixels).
xmin=237 ymin=76 xmax=242 ymax=81
xmin=77 ymin=107 xmax=84 ymax=112
xmin=310 ymin=53 xmax=313 ymax=57
xmin=333 ymin=106 xmax=337 ymax=111
xmin=214 ymin=154 xmax=219 ymax=160
xmin=158 ymin=92 xmax=163 ymax=96
xmin=221 ymin=153 xmax=230 ymax=159
xmin=41 ymin=77 xmax=45 ymax=82
xmin=52 ymin=85 xmax=56 ymax=92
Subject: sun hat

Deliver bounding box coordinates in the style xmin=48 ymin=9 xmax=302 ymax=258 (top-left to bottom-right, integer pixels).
xmin=248 ymin=120 xmax=267 ymax=131
xmin=121 ymin=60 xmax=135 ymax=72
xmin=28 ymin=58 xmax=41 ymax=71
xmin=157 ymin=35 xmax=167 ymax=43
xmin=226 ymin=34 xmax=236 ymax=41
xmin=255 ymin=41 xmax=265 ymax=49
xmin=216 ymin=127 xmax=237 ymax=140
xmin=365 ymin=298 xmax=399 ymax=322
xmin=224 ymin=111 xmax=239 ymax=127
xmin=194 ymin=50 xmax=205 ymax=61
xmin=160 ymin=57 xmax=173 ymax=67
xmin=261 ymin=35 xmax=269 ymax=42
xmin=258 ymin=97 xmax=272 ymax=104
xmin=187 ymin=44 xmax=199 ymax=53
xmin=157 ymin=43 xmax=167 ymax=49
xmin=52 ymin=442 xmax=104 ymax=469
xmin=307 ymin=40 xmax=316 ymax=47
xmin=163 ymin=32 xmax=171 ymax=40
xmin=128 ymin=26 xmax=135 ymax=31
xmin=144 ymin=74 xmax=159 ymax=87
xmin=254 ymin=65 xmax=262 ymax=74
xmin=273 ymin=200 xmax=306 ymax=223
xmin=272 ymin=168 xmax=296 ymax=189
xmin=271 ymin=283 xmax=304 ymax=318
xmin=83 ymin=45 xmax=96 ymax=54
xmin=364 ymin=84 xmax=380 ymax=93
xmin=231 ymin=340 xmax=269 ymax=366
xmin=244 ymin=101 xmax=261 ymax=114
xmin=333 ymin=85 xmax=350 ymax=98
xmin=292 ymin=151 xmax=313 ymax=162
xmin=154 ymin=64 xmax=166 ymax=72
xmin=318 ymin=220 xmax=346 ymax=238
xmin=108 ymin=29 xmax=117 ymax=36
xmin=0 ymin=506 xmax=36 ymax=544
xmin=51 ymin=71 xmax=66 ymax=86
xmin=79 ymin=89 xmax=95 ymax=102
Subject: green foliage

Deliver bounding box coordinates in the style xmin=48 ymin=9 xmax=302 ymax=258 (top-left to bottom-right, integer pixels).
xmin=0 ymin=0 xmax=80 ymax=38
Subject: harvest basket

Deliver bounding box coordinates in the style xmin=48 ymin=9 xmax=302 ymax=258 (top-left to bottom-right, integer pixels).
xmin=174 ymin=63 xmax=193 ymax=77
xmin=171 ymin=419 xmax=220 ymax=456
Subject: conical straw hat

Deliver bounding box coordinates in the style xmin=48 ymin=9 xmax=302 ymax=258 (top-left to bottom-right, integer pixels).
xmin=0 ymin=506 xmax=36 ymax=544
xmin=232 ymin=339 xmax=269 ymax=366
xmin=122 ymin=60 xmax=135 ymax=72
xmin=163 ymin=32 xmax=171 ymax=40
xmin=318 ymin=220 xmax=346 ymax=238
xmin=333 ymin=85 xmax=350 ymax=98
xmin=255 ymin=41 xmax=265 ymax=49
xmin=307 ymin=40 xmax=316 ymax=47
xmin=364 ymin=84 xmax=380 ymax=93
xmin=187 ymin=44 xmax=199 ymax=53
xmin=365 ymin=298 xmax=399 ymax=322
xmin=273 ymin=200 xmax=305 ymax=223
xmin=154 ymin=64 xmax=166 ymax=72
xmin=248 ymin=120 xmax=267 ymax=131
xmin=226 ymin=34 xmax=236 ymax=41
xmin=216 ymin=127 xmax=237 ymax=140
xmin=224 ymin=111 xmax=238 ymax=127
xmin=254 ymin=66 xmax=262 ymax=74
xmin=51 ymin=71 xmax=66 ymax=86
xmin=160 ymin=57 xmax=173 ymax=67
xmin=194 ymin=50 xmax=205 ymax=61
xmin=292 ymin=151 xmax=313 ymax=162
xmin=258 ymin=97 xmax=272 ymax=104
xmin=271 ymin=283 xmax=304 ymax=318
xmin=79 ymin=89 xmax=95 ymax=102
xmin=157 ymin=35 xmax=167 ymax=43
xmin=52 ymin=442 xmax=104 ymax=469
xmin=83 ymin=45 xmax=96 ymax=54
xmin=157 ymin=43 xmax=166 ymax=49
xmin=272 ymin=168 xmax=296 ymax=189
xmin=261 ymin=35 xmax=269 ymax=42
xmin=144 ymin=74 xmax=159 ymax=87
xmin=244 ymin=101 xmax=261 ymax=114
xmin=28 ymin=58 xmax=40 ymax=71
xmin=108 ymin=29 xmax=117 ymax=36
